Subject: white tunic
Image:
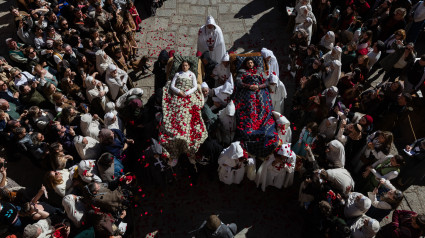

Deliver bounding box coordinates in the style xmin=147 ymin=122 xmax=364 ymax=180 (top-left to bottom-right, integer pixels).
xmin=105 ymin=66 xmax=129 ymax=101
xmin=197 ymin=16 xmax=226 ymax=64
xmin=269 ymin=81 xmax=287 ymax=115
xmin=212 ymin=63 xmax=232 ymax=87
xmin=217 ymin=106 xmax=236 ymax=145
xmin=170 ymin=71 xmax=197 ymax=95
xmin=74 ymin=136 xmax=102 ymax=161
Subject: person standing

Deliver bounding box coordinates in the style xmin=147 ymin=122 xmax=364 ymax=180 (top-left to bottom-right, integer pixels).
xmin=406 ymin=1 xmax=425 ymax=43
xmin=197 ymin=16 xmax=226 ymax=64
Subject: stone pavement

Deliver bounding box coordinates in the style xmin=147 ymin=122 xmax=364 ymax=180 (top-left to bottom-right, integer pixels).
xmin=132 ymin=0 xmax=290 ymax=103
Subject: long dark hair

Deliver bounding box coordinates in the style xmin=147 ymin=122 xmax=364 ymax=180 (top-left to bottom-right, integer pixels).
xmin=178 ymin=60 xmax=191 ymax=72
xmin=242 ymin=57 xmax=258 ymax=70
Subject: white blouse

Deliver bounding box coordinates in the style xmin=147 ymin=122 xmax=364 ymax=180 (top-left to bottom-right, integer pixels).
xmin=170 ymin=70 xmax=197 ymax=96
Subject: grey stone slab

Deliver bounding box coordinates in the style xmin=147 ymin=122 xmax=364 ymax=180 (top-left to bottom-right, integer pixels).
xmin=198 ymin=0 xmax=211 ymax=5
xmin=181 ymin=15 xmax=205 ymax=26
xmin=189 ymin=26 xmax=201 ymax=37
xmin=218 ymin=4 xmax=231 ymax=14
xmin=155 ymin=8 xmax=177 ymax=17
xmin=207 ymin=6 xmax=218 ymax=19
xmin=210 ymin=0 xmax=217 ymax=4
xmin=186 ymin=0 xmax=198 ymax=4
xmin=170 ymin=15 xmax=184 ymax=24
xmin=230 ymin=4 xmax=246 ymax=13
xmin=178 ymin=3 xmax=192 ymax=15
xmin=149 ymin=18 xmax=170 ymax=31
xmin=221 ymin=21 xmax=246 ymax=33
xmin=189 ymin=5 xmax=207 ymax=15
xmin=163 ymin=0 xmax=177 ymax=8
xmin=177 ymin=46 xmax=196 ymax=56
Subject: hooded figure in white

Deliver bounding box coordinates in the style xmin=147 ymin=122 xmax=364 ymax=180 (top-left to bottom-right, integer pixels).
xmin=325 ymin=168 xmax=355 ymax=196
xmin=326 ymin=139 xmax=346 ymax=168
xmin=323 ymin=61 xmax=341 ymax=89
xmin=212 ymin=52 xmax=232 ymax=87
xmin=320 ymin=31 xmax=336 ymax=51
xmin=217 ymin=100 xmax=236 ymax=145
xmin=322 ymin=86 xmax=339 ymax=109
xmin=197 ymin=16 xmax=226 ymax=64
xmin=218 ymin=141 xmax=246 ymax=185
xmin=73 ymin=135 xmax=102 ymax=161
xmin=350 ymin=215 xmax=380 ymax=238
xmin=272 ymin=111 xmax=292 ymax=144
xmin=62 ymin=194 xmax=86 ymax=228
xmin=85 ymin=75 xmax=110 ymax=111
xmin=80 ymin=113 xmax=101 ymax=140
xmin=322 ymin=46 xmax=342 ymax=65
xmin=212 ymin=76 xmax=233 ymax=110
xmin=295 ymin=17 xmax=313 ymax=45
xmin=344 ymin=192 xmax=372 ymax=219
xmin=268 ymin=74 xmax=287 ymax=114
xmin=104 ymin=111 xmax=122 ymax=130
xmin=261 ymin=48 xmax=280 ymax=77
xmin=95 ymin=50 xmax=115 ymax=75
xmin=319 ymin=116 xmax=339 ymax=141
xmin=256 ymin=143 xmax=296 ymax=191
xmin=115 ymin=88 xmax=143 ymax=109
xmin=105 ymin=64 xmax=129 ymax=100
xmin=77 ymin=159 xmax=102 ymax=184
xmin=201 ymin=82 xmax=211 ymax=102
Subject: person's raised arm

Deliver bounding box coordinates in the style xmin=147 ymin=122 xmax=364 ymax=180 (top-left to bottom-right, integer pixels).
xmin=31 ymin=185 xmax=46 ymax=204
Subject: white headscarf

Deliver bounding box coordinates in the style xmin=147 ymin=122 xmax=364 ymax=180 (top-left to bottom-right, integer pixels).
xmin=277 ymin=143 xmax=295 ymax=158
xmin=319 ymin=117 xmax=339 ymax=139
xmin=77 ymin=159 xmax=102 ymax=183
xmin=269 ymin=74 xmax=279 ymax=84
xmin=324 ymin=61 xmax=341 ymax=89
xmin=344 ymin=192 xmax=372 ymax=219
xmin=213 ymin=77 xmax=234 ymax=104
xmin=221 ymin=52 xmax=230 ymax=62
xmin=115 ymin=88 xmax=143 ymax=108
xmin=222 ymin=141 xmax=244 ymax=160
xmin=73 ymin=135 xmax=101 ymax=160
xmin=272 ymin=111 xmax=290 ymax=129
xmin=95 ymin=50 xmax=114 ymax=75
xmin=320 ymin=31 xmax=335 ymax=50
xmin=80 ymin=113 xmax=100 ymax=140
xmin=261 ymin=48 xmax=279 ymax=77
xmin=201 ymin=82 xmax=209 ymax=88
xmin=326 ymin=140 xmax=345 ymax=168
xmin=225 ymin=100 xmax=235 ymax=116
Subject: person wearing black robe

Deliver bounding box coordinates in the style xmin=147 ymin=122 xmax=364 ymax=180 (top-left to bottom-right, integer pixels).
xmin=153 ymin=50 xmax=169 ymax=91
xmin=138 ymin=138 xmax=169 ymax=188
xmin=201 ymin=51 xmax=218 ymax=89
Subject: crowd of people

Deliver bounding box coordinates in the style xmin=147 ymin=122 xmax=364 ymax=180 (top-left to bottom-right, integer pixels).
xmin=0 ymin=0 xmax=425 ymax=237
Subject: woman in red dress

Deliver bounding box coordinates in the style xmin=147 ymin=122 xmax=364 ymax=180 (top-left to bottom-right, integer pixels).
xmin=127 ymin=1 xmax=142 ymax=32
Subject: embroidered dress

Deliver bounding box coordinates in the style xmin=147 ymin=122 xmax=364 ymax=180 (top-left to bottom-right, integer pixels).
xmin=159 ymin=72 xmax=207 ymax=161
xmin=234 ymin=67 xmax=279 ymax=157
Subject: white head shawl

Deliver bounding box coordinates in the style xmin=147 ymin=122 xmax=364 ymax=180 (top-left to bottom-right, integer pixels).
xmin=344 ymin=192 xmax=371 ymax=218
xmin=223 ymin=141 xmax=244 ymax=160
xmin=213 ymin=77 xmax=233 ymax=103
xmin=225 ymin=100 xmax=235 ymax=116
xmin=201 ymin=82 xmax=209 ymax=88
xmin=74 ymin=136 xmax=101 ymax=160
xmin=319 ymin=117 xmax=339 ymax=139
xmin=95 ymin=50 xmax=114 ymax=75
xmin=324 ymin=61 xmax=341 ymax=89
xmin=107 ymin=64 xmax=117 ymax=76
xmin=206 ymin=15 xmax=217 ymax=26
xmin=85 ymin=76 xmax=96 ymax=90
xmin=326 ymin=140 xmax=345 ymax=168
xmin=272 ymin=111 xmax=290 ymax=128
xmin=332 ymin=46 xmax=342 ymax=61
xmin=80 ymin=113 xmax=100 ymax=139
xmin=222 ymin=52 xmax=230 ymax=62
xmin=277 ymin=143 xmax=294 ymax=158
xmin=269 ymin=74 xmax=279 ymax=84
xmin=261 ymin=48 xmax=279 ymax=77
xmin=321 ymin=31 xmax=335 ymax=50
xmin=364 ymin=218 xmax=380 ymax=236
xmin=105 ymin=102 xmax=116 ymax=114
